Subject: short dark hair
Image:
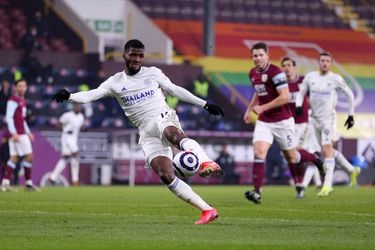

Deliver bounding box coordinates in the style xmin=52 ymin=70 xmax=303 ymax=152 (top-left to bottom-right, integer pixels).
xmin=124 ymin=39 xmax=145 ymax=52
xmin=15 ymin=78 xmax=26 ymax=86
xmin=251 ymin=42 xmax=268 ymax=53
xmin=281 ymin=57 xmax=296 ymax=66
xmin=319 ymin=51 xmax=332 ymax=58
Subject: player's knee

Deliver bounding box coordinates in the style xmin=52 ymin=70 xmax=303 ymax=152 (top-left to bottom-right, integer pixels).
xmin=253 ymin=147 xmax=267 ymax=159
xmin=151 ymin=165 xmax=174 ymax=184
xmin=158 ymin=171 xmax=175 ymax=185
xmin=286 ymin=155 xmax=298 ymax=164
xmin=24 ymin=154 xmax=33 ymax=162
xmin=10 ymin=156 xmax=18 ymax=163
xmin=164 ymin=129 xmax=186 ymax=147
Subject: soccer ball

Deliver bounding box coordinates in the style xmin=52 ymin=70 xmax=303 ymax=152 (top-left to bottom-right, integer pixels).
xmin=173 ymin=151 xmax=200 ymax=178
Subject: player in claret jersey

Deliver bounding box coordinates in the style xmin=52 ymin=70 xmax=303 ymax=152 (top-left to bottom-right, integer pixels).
xmin=1 ymin=79 xmax=38 ymax=192
xmin=52 ymin=39 xmax=224 ymax=224
xmin=243 ymin=42 xmax=325 ymax=204
xmin=281 ymin=57 xmax=310 ymax=198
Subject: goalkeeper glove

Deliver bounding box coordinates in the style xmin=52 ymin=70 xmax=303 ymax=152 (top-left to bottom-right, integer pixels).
xmin=344 ymin=115 xmax=354 ymax=130
xmin=52 ymin=89 xmax=70 ymax=103
xmin=204 ymin=102 xmax=224 ymax=116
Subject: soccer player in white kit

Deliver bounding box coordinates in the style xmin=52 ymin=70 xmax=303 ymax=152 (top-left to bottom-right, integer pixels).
xmin=296 ymin=52 xmax=356 ymax=197
xmin=49 ymin=103 xmax=84 ymax=186
xmin=52 ymin=39 xmax=224 ymax=224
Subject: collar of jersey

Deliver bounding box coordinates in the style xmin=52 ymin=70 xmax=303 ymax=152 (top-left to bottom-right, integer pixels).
xmin=256 ymin=63 xmax=270 ymax=74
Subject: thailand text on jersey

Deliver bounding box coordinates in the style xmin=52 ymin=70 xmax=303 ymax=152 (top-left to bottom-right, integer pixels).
xmin=249 ymin=63 xmax=292 ymax=122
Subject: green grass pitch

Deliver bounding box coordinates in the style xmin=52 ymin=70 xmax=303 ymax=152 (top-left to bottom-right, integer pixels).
xmin=1 ymin=185 xmax=374 ymax=250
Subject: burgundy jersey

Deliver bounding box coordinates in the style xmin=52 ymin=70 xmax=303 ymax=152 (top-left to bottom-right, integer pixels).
xmin=249 ymin=63 xmax=292 ymax=122
xmin=6 ymin=95 xmax=27 ymax=135
xmin=288 ymin=75 xmax=309 ymax=124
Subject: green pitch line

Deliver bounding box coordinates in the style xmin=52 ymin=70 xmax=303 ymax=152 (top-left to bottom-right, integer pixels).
xmin=0 ymin=186 xmax=374 ymax=250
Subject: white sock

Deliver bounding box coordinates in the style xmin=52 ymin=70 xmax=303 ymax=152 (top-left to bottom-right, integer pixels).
xmin=302 ymin=165 xmax=315 ymax=188
xmin=313 ymin=168 xmax=322 ymax=187
xmin=335 ymin=150 xmax=355 ymax=173
xmin=50 ymin=158 xmax=67 ymax=181
xmin=323 ymin=158 xmax=335 ymax=187
xmin=168 ymin=177 xmax=212 ymax=211
xmin=179 ymin=138 xmax=210 ymax=163
xmin=70 ymin=157 xmax=80 ymax=183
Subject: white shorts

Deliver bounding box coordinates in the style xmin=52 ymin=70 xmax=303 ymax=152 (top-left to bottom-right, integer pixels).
xmin=9 ymin=134 xmax=33 ymax=157
xmin=61 ymin=134 xmax=79 ymax=156
xmin=295 ymin=122 xmax=308 ymax=148
xmin=139 ymin=108 xmax=183 ymax=166
xmin=253 ymin=117 xmax=296 ymax=150
xmin=304 ymin=122 xmax=321 ymax=152
xmin=311 ymin=118 xmax=335 ymax=146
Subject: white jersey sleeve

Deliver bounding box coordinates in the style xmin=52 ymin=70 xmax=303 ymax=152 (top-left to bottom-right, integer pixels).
xmin=335 ymin=75 xmax=355 ymax=116
xmin=155 ymin=68 xmax=206 ymax=107
xmin=69 ymin=76 xmax=114 ymax=103
xmin=296 ymin=73 xmax=310 ymax=108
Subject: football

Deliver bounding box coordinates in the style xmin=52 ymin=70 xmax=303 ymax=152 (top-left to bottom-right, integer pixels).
xmin=173 ymin=151 xmax=200 ymax=178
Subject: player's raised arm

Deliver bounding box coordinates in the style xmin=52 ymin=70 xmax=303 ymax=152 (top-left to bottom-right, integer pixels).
xmin=52 ymin=78 xmax=113 ymax=103
xmin=52 ymin=87 xmax=109 ymax=104
xmin=157 ymin=69 xmax=224 ymax=116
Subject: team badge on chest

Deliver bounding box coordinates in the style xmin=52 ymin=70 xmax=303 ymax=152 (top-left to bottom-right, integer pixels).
xmin=144 ymin=79 xmax=153 ymax=86
xmin=261 ymin=74 xmax=268 ymax=83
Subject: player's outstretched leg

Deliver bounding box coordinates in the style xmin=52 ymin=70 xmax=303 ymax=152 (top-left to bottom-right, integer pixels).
xmin=179 ymin=138 xmax=223 ymax=177
xmin=195 ymin=207 xmax=219 ymax=225
xmin=168 ymin=177 xmax=219 ymax=224
xmin=151 ymin=156 xmax=219 ymax=225
xmin=163 ymin=126 xmax=222 ymax=178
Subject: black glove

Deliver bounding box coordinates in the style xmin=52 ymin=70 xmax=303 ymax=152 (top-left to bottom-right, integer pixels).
xmin=204 ymin=102 xmax=224 ymax=116
xmin=344 ymin=115 xmax=354 ymax=130
xmin=52 ymin=89 xmax=70 ymax=103
xmin=295 ymin=107 xmax=303 ymax=116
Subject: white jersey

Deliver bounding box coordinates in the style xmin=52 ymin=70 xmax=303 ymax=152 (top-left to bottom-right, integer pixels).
xmin=69 ymin=66 xmax=206 ymax=128
xmin=296 ymin=71 xmax=354 ymax=122
xmin=60 ymin=111 xmax=84 ymax=138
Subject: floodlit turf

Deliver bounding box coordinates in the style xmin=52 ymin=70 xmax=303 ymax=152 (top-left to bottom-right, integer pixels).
xmin=0 ymin=185 xmax=374 ymax=250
